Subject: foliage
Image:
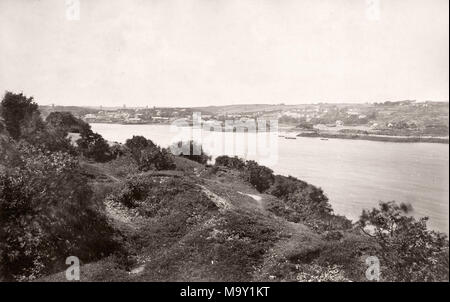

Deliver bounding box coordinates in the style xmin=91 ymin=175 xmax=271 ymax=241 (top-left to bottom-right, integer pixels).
xmin=0 ymin=95 xmax=90 ymax=154
xmin=46 ymin=111 xmax=114 ymax=162
xmin=45 ymin=111 xmax=89 ymax=134
xmin=0 ymin=91 xmax=39 ymax=139
xmin=0 ymin=134 xmax=20 ymax=167
xmin=22 ymin=119 xmax=75 ymax=154
xmin=112 ymin=175 xmax=216 ymax=219
xmin=359 ymin=201 xmax=449 ymax=281
xmin=77 ymin=127 xmax=112 ymax=162
xmin=0 ymin=144 xmax=120 ymax=280
xmin=123 ymin=136 xmax=176 ymax=171
xmin=109 ymin=143 xmax=129 ymax=159
xmin=125 ymin=136 xmax=155 ymax=153
xmin=268 ymin=175 xmax=351 ymax=231
xmin=139 ymin=147 xmax=176 ymax=171
xmin=242 ymin=160 xmax=274 ymax=192
xmin=214 ymin=155 xmax=246 ymax=170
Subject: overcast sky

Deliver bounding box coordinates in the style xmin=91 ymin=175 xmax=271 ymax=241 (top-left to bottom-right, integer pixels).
xmin=0 ymin=0 xmax=448 ymax=107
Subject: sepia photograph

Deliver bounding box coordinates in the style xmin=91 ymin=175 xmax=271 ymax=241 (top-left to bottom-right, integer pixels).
xmin=0 ymin=0 xmax=448 ymax=290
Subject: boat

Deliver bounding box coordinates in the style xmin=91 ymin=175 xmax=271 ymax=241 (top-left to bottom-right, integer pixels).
xmin=285 ymin=136 xmax=297 ymax=140
xmin=320 ymin=138 xmax=329 ymax=141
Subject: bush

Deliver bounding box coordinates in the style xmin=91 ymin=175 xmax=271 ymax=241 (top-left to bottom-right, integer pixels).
xmin=215 ymin=155 xmax=245 ymax=170
xmin=243 ymin=160 xmax=274 ymax=192
xmin=269 ymin=175 xmax=308 ymax=198
xmin=45 ymin=111 xmax=88 ymax=134
xmin=139 ymin=147 xmax=176 ymax=171
xmin=125 ymin=136 xmax=156 ymax=161
xmin=0 ymin=134 xmax=20 ymax=166
xmin=0 ymin=144 xmax=120 ymax=280
xmin=125 ymin=135 xmax=155 ymax=152
xmin=112 ymin=175 xmax=152 ymax=208
xmin=0 ymin=91 xmax=39 ymax=139
xmin=316 ymin=233 xmax=375 ymax=281
xmin=268 ymin=175 xmax=350 ymax=231
xmin=77 ymin=129 xmax=112 ymax=162
xmin=359 ymin=201 xmax=449 ymax=281
xmin=112 ymin=175 xmax=216 ymax=219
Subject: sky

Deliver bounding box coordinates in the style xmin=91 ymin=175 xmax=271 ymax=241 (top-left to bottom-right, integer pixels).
xmin=0 ymin=0 xmax=448 ymax=107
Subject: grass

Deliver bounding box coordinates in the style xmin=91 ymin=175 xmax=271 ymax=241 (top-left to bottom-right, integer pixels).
xmin=38 ymin=159 xmax=378 ymax=282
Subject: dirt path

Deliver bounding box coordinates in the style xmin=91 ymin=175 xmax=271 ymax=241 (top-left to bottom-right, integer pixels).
xmin=198 ymin=185 xmax=234 ymax=211
xmin=238 ymin=191 xmax=264 ymax=210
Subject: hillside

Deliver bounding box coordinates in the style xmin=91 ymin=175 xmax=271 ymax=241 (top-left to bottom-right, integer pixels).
xmin=40 ymin=157 xmax=364 ymax=282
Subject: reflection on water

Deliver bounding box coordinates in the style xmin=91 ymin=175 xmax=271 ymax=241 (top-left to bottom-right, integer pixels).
xmin=91 ymin=123 xmax=449 ymax=233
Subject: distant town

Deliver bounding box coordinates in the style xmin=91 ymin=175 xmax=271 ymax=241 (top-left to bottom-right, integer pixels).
xmin=39 ymin=100 xmax=449 ymax=141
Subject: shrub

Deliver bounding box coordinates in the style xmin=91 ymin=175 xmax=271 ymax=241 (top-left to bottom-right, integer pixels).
xmin=125 ymin=136 xmax=156 ymax=162
xmin=112 ymin=175 xmax=217 ymax=219
xmin=109 ymin=143 xmax=129 ymax=159
xmin=214 ymin=155 xmax=245 ymax=170
xmin=0 ymin=135 xmax=20 ymax=166
xmin=22 ymin=121 xmax=75 ymax=154
xmin=112 ymin=175 xmax=152 ymax=208
xmin=243 ymin=160 xmax=274 ymax=192
xmin=45 ymin=111 xmax=88 ymax=134
xmin=139 ymin=147 xmax=176 ymax=171
xmin=267 ymin=174 xmax=350 ymax=231
xmin=77 ymin=129 xmax=112 ymax=162
xmin=125 ymin=135 xmax=155 ymax=152
xmin=359 ymin=201 xmax=449 ymax=281
xmin=0 ymin=144 xmax=120 ymax=280
xmin=316 ymin=233 xmax=376 ymax=281
xmin=0 ymin=91 xmax=39 ymax=139
xmin=269 ymin=175 xmax=308 ymax=198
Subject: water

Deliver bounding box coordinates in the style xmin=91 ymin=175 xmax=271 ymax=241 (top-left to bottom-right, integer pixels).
xmin=91 ymin=123 xmax=449 ymax=233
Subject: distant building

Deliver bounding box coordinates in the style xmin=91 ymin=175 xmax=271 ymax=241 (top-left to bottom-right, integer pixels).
xmin=124 ymin=117 xmax=144 ymax=124
xmin=83 ymin=114 xmax=97 ymax=122
xmin=152 ymin=116 xmax=170 ymax=122
xmin=347 ymin=109 xmax=360 ymax=116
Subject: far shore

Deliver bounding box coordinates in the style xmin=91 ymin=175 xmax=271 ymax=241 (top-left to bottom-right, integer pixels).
xmin=296 ymin=132 xmax=449 ymax=144
xmin=88 ymin=122 xmax=449 ymax=144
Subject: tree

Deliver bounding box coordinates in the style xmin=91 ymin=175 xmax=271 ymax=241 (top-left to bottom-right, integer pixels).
xmin=77 ymin=129 xmax=112 ymax=162
xmin=45 ymin=111 xmax=88 ymax=134
xmin=0 ymin=92 xmax=39 ymax=139
xmin=139 ymin=147 xmax=176 ymax=171
xmin=244 ymin=160 xmax=274 ymax=192
xmin=215 ymin=155 xmax=246 ymax=170
xmin=125 ymin=135 xmax=155 ymax=162
xmin=0 ymin=118 xmax=5 ymax=134
xmin=359 ymin=201 xmax=449 ymax=281
xmin=125 ymin=135 xmax=155 ymax=151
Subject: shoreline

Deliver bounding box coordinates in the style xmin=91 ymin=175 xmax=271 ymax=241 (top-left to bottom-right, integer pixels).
xmin=90 ymin=122 xmax=449 ymax=144
xmin=296 ymin=132 xmax=449 ymax=144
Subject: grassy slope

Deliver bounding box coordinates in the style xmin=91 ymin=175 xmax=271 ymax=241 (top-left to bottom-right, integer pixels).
xmin=40 ymin=158 xmax=372 ymax=282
